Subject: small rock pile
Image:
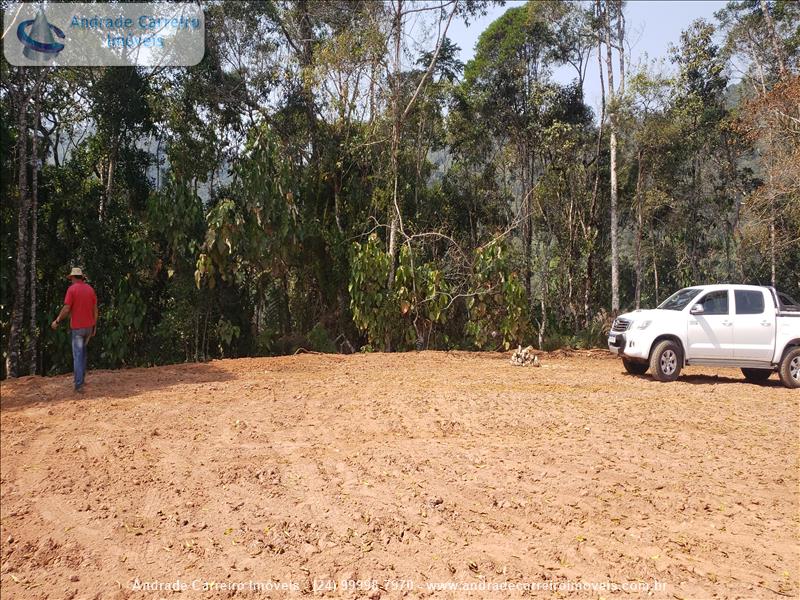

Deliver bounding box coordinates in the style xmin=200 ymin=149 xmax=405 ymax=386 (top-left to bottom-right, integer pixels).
xmin=510 ymin=345 xmax=541 ymax=367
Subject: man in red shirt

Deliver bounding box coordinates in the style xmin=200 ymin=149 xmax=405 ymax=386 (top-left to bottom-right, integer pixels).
xmin=51 ymin=267 xmax=98 ymax=392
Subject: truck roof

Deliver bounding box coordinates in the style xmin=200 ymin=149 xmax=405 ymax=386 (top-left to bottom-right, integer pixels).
xmin=687 ymin=284 xmax=773 ymax=292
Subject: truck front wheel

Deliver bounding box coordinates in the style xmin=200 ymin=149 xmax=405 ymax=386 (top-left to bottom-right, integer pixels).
xmin=779 ymin=347 xmax=800 ymax=389
xmin=623 ymin=358 xmax=648 ymax=375
xmin=650 ymin=340 xmax=682 ymax=382
xmin=741 ymin=368 xmax=773 ymax=382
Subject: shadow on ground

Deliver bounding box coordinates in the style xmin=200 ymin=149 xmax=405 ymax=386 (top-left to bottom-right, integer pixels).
xmin=680 ymin=373 xmax=783 ymax=387
xmin=0 ymin=361 xmax=235 ymax=412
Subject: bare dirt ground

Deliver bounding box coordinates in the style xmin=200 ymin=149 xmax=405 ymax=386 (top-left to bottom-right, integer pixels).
xmin=1 ymin=351 xmax=797 ymax=599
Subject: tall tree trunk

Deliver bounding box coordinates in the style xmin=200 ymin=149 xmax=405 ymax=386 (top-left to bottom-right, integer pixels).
xmin=203 ymin=303 xmax=210 ymax=360
xmin=193 ymin=305 xmax=200 ymax=362
xmin=759 ymin=0 xmax=787 ymax=78
xmin=522 ymin=149 xmax=532 ymax=314
xmin=584 ymin=0 xmax=607 ymax=327
xmin=690 ymin=152 xmax=700 ymax=282
xmin=386 ymin=0 xmax=403 ymax=351
xmin=278 ymin=0 xmax=319 ymax=161
xmin=538 ymin=241 xmax=547 ymax=350
xmin=298 ymin=0 xmax=319 ymax=165
xmin=615 ymin=1 xmax=626 ymax=96
xmin=651 ymin=232 xmax=660 ymax=304
xmin=385 ymin=0 xmax=454 ymax=322
xmin=106 ymin=150 xmax=115 ymax=202
xmin=583 ymin=259 xmax=593 ymax=328
xmin=609 ymin=128 xmax=619 ymax=311
xmin=368 ymin=58 xmax=377 ymax=123
xmin=634 ymin=150 xmax=644 ymax=310
xmin=7 ymin=86 xmax=31 ymax=378
xmin=29 ymin=86 xmax=43 ymax=375
xmin=99 ymin=131 xmax=116 ymax=222
xmin=604 ymin=1 xmax=620 ymax=313
xmin=770 ymin=201 xmax=776 ymax=287
xmin=616 ymin=1 xmax=628 ymax=306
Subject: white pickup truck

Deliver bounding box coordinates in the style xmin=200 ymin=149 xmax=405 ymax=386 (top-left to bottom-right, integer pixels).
xmin=608 ymin=285 xmax=800 ymax=388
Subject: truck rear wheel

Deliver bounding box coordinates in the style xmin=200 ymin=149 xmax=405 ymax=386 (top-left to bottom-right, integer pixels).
xmin=741 ymin=368 xmax=773 ymax=382
xmin=779 ymin=347 xmax=800 ymax=389
xmin=622 ymin=358 xmax=648 ymax=375
xmin=650 ymin=340 xmax=682 ymax=382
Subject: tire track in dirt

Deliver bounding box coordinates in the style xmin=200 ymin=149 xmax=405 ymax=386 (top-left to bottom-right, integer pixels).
xmin=1 ymin=351 xmax=797 ymax=599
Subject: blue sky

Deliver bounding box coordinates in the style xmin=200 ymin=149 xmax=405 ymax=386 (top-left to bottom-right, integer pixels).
xmin=448 ymin=0 xmax=728 ymax=111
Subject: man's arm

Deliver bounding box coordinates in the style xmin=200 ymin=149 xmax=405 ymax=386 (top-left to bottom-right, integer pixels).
xmin=51 ymin=305 xmax=71 ymax=330
xmin=90 ymin=304 xmax=99 ymax=337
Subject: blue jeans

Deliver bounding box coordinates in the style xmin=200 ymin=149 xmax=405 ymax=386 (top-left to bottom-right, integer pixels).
xmin=71 ymin=327 xmax=93 ymax=390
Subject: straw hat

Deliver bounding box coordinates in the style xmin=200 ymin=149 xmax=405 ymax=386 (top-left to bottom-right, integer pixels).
xmin=67 ymin=267 xmax=85 ymax=279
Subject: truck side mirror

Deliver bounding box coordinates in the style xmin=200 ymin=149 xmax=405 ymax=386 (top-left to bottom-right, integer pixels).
xmin=690 ymin=304 xmax=705 ymax=315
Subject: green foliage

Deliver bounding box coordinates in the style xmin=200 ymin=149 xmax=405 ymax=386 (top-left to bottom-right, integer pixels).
xmin=307 ymin=323 xmax=336 ymax=353
xmin=349 ymin=234 xmax=450 ymax=350
xmin=543 ymin=315 xmax=610 ymax=351
xmin=349 ymin=234 xmax=393 ymax=348
xmin=465 ymin=242 xmax=529 ymax=350
xmin=198 ymin=124 xmax=297 ymax=279
xmin=98 ymin=279 xmax=147 ymax=366
xmin=214 ymin=318 xmax=241 ymax=357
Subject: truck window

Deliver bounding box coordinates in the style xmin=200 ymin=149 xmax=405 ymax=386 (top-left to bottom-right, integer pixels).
xmin=698 ymin=290 xmax=729 ymax=315
xmin=735 ymin=290 xmax=765 ymax=315
xmin=658 ymin=287 xmax=701 ymax=311
xmin=778 ymin=292 xmax=800 ymax=312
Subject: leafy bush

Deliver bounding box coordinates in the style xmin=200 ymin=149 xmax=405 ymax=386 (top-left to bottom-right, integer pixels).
xmin=307 ymin=323 xmax=336 ymax=353
xmin=214 ymin=317 xmax=241 ymax=357
xmin=465 ymin=241 xmax=530 ymax=350
xmin=349 ymin=234 xmax=449 ymax=350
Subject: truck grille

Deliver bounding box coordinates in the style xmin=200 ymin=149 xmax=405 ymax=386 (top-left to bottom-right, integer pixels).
xmin=611 ymin=318 xmax=631 ymax=333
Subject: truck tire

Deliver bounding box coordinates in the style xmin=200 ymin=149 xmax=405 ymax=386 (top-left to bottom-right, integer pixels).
xmin=778 ymin=347 xmax=800 ymax=389
xmin=623 ymin=358 xmax=648 ymax=375
xmin=741 ymin=368 xmax=773 ymax=382
xmin=650 ymin=340 xmax=682 ymax=382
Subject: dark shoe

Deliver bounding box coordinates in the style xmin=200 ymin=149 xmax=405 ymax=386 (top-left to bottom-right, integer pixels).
xmin=74 ymin=386 xmax=84 ymax=394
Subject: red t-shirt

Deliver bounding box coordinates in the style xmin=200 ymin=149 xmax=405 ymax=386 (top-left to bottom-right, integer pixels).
xmin=64 ymin=281 xmax=97 ymax=329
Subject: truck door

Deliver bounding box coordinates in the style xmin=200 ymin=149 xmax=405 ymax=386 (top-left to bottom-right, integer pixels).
xmin=732 ymin=289 xmax=776 ymax=362
xmin=687 ymin=289 xmax=734 ymax=359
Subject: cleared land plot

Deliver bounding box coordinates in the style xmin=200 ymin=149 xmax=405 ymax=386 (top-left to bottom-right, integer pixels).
xmin=1 ymin=351 xmax=797 ymax=598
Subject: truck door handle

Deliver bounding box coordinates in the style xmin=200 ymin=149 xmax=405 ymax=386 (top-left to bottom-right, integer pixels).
xmin=760 ymin=321 xmax=772 ymax=327
xmin=722 ymin=321 xmax=733 ymax=326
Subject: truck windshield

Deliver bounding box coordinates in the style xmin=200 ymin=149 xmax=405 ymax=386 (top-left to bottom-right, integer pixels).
xmin=657 ymin=288 xmax=702 ymax=311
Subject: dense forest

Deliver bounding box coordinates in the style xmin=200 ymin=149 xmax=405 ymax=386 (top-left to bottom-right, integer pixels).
xmin=1 ymin=0 xmax=798 ymax=378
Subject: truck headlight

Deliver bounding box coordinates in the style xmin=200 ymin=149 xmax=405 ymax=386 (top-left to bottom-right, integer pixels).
xmin=637 ymin=320 xmax=652 ymax=330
